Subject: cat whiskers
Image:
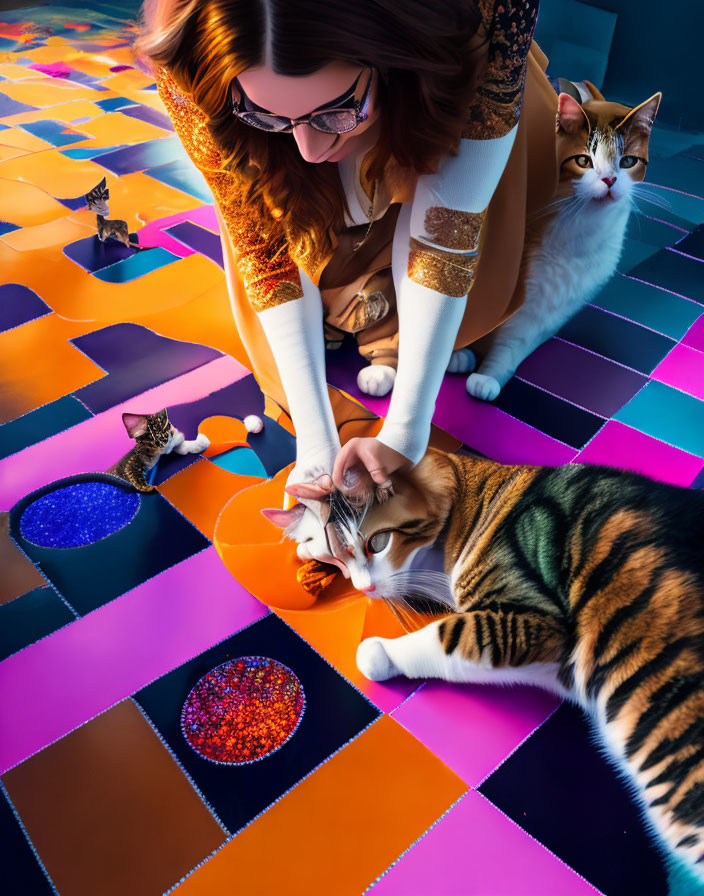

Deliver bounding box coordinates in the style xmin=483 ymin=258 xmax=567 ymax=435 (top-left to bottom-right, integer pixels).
xmin=630 ymin=183 xmax=674 ymax=213
xmin=373 ymin=569 xmax=457 ymax=631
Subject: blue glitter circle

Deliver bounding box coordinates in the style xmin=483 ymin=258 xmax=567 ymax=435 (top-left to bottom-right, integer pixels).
xmin=19 ymin=481 xmax=140 ymax=548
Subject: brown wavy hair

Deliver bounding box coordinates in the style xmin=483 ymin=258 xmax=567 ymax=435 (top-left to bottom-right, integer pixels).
xmin=134 ymin=0 xmax=487 ymax=270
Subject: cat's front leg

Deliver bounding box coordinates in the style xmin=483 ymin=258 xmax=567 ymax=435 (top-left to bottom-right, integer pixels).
xmin=171 ymin=429 xmax=210 ymax=455
xmin=357 ymin=617 xmax=469 ymax=682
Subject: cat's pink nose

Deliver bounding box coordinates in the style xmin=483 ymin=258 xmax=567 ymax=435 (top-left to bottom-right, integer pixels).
xmin=362 ymin=584 xmax=376 ymax=593
xmin=602 ymin=176 xmax=616 ymax=188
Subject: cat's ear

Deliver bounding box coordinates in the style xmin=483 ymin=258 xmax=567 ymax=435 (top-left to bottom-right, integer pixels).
xmin=285 ymin=480 xmax=333 ymax=500
xmin=616 ymin=92 xmax=662 ymax=136
xmin=556 ymin=93 xmax=590 ymax=135
xmin=122 ymin=412 xmax=148 ymax=439
xmin=582 ymin=79 xmax=605 ymax=102
xmin=261 ymin=504 xmax=306 ymax=529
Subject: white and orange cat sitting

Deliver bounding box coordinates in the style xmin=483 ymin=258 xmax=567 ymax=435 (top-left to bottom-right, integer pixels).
xmin=450 ymin=82 xmax=663 ymax=401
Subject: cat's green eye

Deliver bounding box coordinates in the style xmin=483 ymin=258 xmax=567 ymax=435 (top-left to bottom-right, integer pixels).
xmin=620 ymin=156 xmax=638 ymax=169
xmin=366 ymin=530 xmax=391 ymax=554
xmin=575 ymin=155 xmax=592 ymax=168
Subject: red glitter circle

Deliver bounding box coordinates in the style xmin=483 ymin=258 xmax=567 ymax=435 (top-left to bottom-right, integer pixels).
xmin=180 ymin=657 xmax=305 ymax=765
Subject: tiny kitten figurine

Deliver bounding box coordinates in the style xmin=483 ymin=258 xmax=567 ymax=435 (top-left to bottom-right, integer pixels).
xmin=267 ymin=447 xmax=704 ymax=886
xmin=107 ymin=409 xmax=209 ymax=492
xmin=84 ymin=177 xmax=145 ymax=250
xmin=464 ymin=82 xmax=662 ymax=402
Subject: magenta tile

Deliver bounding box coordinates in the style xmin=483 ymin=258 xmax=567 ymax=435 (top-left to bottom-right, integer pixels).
xmin=135 ymin=204 xmax=219 ymax=257
xmin=0 ymin=547 xmax=268 ymax=773
xmin=392 ymin=680 xmax=559 ymax=786
xmin=516 ymin=339 xmax=646 ymax=417
xmin=326 ymin=344 xmax=577 ymax=465
xmin=0 ymin=354 xmax=248 ymax=511
xmin=575 ymin=420 xmax=704 ymax=486
xmin=368 ymin=791 xmax=601 ymax=896
xmin=651 ymin=342 xmax=704 ymax=400
xmin=682 ymin=313 xmax=704 ymax=351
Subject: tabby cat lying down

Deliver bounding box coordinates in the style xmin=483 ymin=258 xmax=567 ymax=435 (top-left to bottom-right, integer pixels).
xmin=267 ymin=448 xmax=704 ymax=883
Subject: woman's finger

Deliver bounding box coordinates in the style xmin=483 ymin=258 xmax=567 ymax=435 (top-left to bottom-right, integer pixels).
xmin=331 ymin=439 xmax=360 ymax=490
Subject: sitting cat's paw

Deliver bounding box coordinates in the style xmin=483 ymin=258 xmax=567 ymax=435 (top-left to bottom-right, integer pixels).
xmin=447 ymin=348 xmax=476 ymax=374
xmin=357 ymin=637 xmax=399 ymax=681
xmin=357 ymin=364 xmax=396 ymax=397
xmin=466 ymin=373 xmax=501 ymax=402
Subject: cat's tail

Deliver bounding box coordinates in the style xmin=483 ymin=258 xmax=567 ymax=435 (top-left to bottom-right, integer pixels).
xmin=128 ymin=240 xmax=149 ymax=251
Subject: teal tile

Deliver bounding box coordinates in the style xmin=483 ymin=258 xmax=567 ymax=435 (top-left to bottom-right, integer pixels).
xmin=629 ymin=249 xmax=704 ymax=304
xmin=615 ymin=380 xmax=704 ymax=456
xmin=645 ymin=153 xmax=704 ymax=199
xmin=632 ymin=184 xmax=704 ymax=227
xmin=617 ymin=238 xmax=658 ymax=273
xmin=547 ymin=40 xmax=608 ymax=91
xmin=93 ymin=247 xmax=179 ymax=283
xmin=626 ymin=213 xmax=684 ymax=250
xmin=210 ymin=446 xmax=267 ymax=478
xmin=591 ymin=275 xmax=703 ymax=340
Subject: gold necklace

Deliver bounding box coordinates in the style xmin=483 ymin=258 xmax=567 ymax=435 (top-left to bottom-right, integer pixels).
xmin=353 ymin=177 xmax=377 ymax=253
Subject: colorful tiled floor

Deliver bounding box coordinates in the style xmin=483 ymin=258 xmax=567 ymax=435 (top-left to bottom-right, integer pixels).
xmin=2 ymin=5 xmax=704 ymax=896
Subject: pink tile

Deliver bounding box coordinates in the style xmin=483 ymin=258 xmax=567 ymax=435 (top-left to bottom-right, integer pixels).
xmin=682 ymin=314 xmax=704 ymax=352
xmin=368 ymin=791 xmax=601 ymax=895
xmin=0 ymin=547 xmax=268 ymax=773
xmin=136 ymin=203 xmax=219 ymax=254
xmin=575 ymin=420 xmax=703 ymax=486
xmin=652 ymin=342 xmax=704 ymax=401
xmin=0 ymin=354 xmax=248 ymax=511
xmin=392 ymin=681 xmax=560 ymax=786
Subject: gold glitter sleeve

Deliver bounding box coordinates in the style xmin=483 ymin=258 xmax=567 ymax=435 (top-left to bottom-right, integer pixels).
xmin=462 ymin=0 xmax=540 ymax=141
xmin=153 ymin=66 xmax=303 ymax=311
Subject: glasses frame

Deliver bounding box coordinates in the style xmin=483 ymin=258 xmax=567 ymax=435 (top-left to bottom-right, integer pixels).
xmin=231 ymin=66 xmax=374 ymax=134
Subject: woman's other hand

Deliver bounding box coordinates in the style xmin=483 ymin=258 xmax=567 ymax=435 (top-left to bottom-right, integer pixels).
xmin=332 ymin=437 xmax=412 ymax=500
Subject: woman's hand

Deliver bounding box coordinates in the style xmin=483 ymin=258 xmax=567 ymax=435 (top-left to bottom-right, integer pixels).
xmin=332 ymin=437 xmax=412 ymax=500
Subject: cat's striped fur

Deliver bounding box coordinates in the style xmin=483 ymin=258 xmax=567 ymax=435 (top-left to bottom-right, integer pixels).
xmin=84 ymin=177 xmax=145 ymax=250
xmin=286 ymin=448 xmax=704 ymax=881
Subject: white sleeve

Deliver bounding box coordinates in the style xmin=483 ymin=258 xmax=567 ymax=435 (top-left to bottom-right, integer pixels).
xmin=257 ymin=268 xmax=341 ymax=473
xmin=375 ymin=126 xmax=518 ymax=466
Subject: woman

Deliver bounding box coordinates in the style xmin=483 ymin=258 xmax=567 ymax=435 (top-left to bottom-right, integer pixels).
xmin=135 ymin=0 xmax=557 ymax=513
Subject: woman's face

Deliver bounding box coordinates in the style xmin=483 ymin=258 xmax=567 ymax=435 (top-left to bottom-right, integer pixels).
xmin=234 ymin=60 xmax=381 ymax=164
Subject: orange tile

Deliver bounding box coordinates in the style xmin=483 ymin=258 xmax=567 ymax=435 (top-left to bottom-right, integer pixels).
xmin=0 ymin=178 xmax=68 ymax=227
xmin=98 ymin=70 xmax=155 ymax=95
xmin=159 ymin=458 xmax=260 ymax=541
xmin=0 ymin=149 xmax=112 ymax=197
xmin=0 ymin=238 xmax=223 ymax=323
xmin=0 ymin=79 xmax=99 ymax=107
xmin=0 ymin=63 xmax=40 ymax=80
xmin=2 ymin=100 xmax=106 ymax=126
xmin=0 ymin=313 xmax=102 ymax=425
xmin=173 ymin=715 xmax=467 ymax=896
xmin=0 ymin=127 xmax=53 ymax=153
xmin=199 ymin=415 xmax=250 ymax=457
xmin=1 ymin=216 xmax=94 ymax=251
xmin=0 ymin=144 xmax=29 ymax=162
xmin=76 ymin=110 xmax=171 ymax=145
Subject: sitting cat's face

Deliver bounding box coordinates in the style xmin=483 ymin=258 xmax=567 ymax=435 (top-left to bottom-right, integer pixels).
xmin=84 ymin=176 xmax=110 ymax=216
xmin=263 ymin=451 xmax=457 ymax=609
xmin=555 ymin=84 xmax=661 ymax=209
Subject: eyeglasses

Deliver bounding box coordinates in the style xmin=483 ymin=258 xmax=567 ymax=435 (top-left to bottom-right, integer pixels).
xmin=231 ymin=67 xmax=373 ymax=134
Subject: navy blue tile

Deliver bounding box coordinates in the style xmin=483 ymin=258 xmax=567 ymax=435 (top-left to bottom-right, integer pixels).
xmin=0 ymin=586 xmax=75 ymax=661
xmin=63 ymin=233 xmax=136 ymax=273
xmin=480 ymin=704 xmax=669 ymax=896
xmin=0 ymin=395 xmax=92 ymax=461
xmin=9 ymin=473 xmax=210 ymax=615
xmin=95 ymin=96 xmax=136 ymax=111
xmin=493 ymin=378 xmax=605 ymax=449
xmin=674 ymin=225 xmax=704 ymax=261
xmin=0 ymin=94 xmax=37 ymax=117
xmin=0 ymin=785 xmax=56 ymax=896
xmin=19 ymin=120 xmax=89 ymax=147
xmin=166 ymin=375 xmax=265 ymax=438
xmin=558 ymin=305 xmax=676 ymax=375
xmin=135 ymin=612 xmax=380 ymax=835
xmin=71 ymin=323 xmax=222 ymax=414
xmin=120 ymin=103 xmax=173 ymax=131
xmin=629 ymin=248 xmax=704 ymax=305
xmin=0 ymin=221 xmax=20 ymax=236
xmin=57 ymin=195 xmax=87 ymax=212
xmin=0 ymin=284 xmax=50 ymax=333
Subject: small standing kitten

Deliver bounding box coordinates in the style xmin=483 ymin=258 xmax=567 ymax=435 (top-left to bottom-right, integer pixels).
xmin=267 ymin=447 xmax=704 ymax=886
xmin=107 ymin=409 xmax=209 ymax=492
xmin=464 ymin=83 xmax=663 ymax=401
xmin=84 ymin=177 xmax=145 ymax=250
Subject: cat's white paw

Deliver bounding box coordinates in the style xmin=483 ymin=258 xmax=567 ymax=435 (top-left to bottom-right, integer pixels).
xmin=357 ymin=364 xmax=396 ymax=397
xmin=356 ymin=637 xmax=399 ymax=681
xmin=193 ymin=433 xmax=210 ymax=452
xmin=447 ymin=348 xmax=476 ymax=374
xmin=466 ymin=373 xmax=501 ymax=402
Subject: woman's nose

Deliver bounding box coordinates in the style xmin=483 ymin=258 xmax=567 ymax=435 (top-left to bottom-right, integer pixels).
xmin=292 ymin=122 xmax=336 ymax=163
